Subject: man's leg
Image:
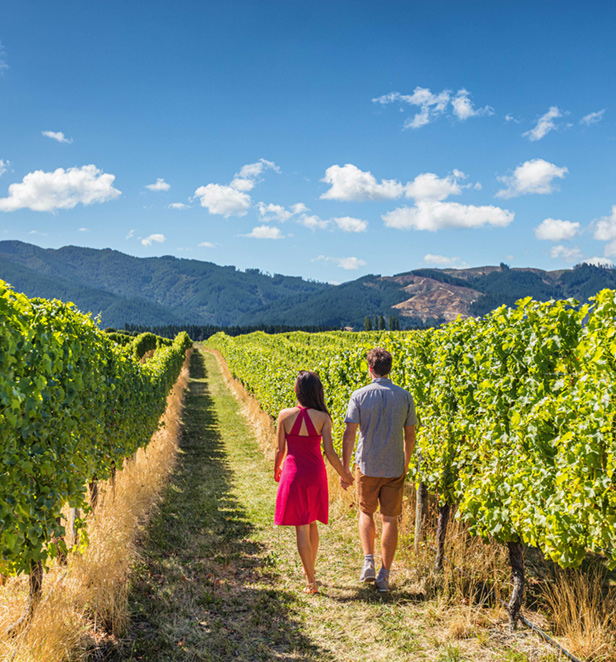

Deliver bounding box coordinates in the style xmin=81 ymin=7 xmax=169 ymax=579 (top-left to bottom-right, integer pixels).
xmin=356 ymin=468 xmax=379 ymax=582
xmin=359 ymin=510 xmax=376 ymax=555
xmin=375 ymin=473 xmax=405 ymax=592
xmin=380 ymin=514 xmax=398 ymax=569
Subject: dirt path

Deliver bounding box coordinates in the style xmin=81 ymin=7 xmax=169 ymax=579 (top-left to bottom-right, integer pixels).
xmin=119 ymin=349 xmax=550 ymax=662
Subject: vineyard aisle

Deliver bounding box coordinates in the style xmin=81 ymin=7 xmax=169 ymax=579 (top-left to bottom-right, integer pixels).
xmin=120 ymin=349 xmax=548 ymax=662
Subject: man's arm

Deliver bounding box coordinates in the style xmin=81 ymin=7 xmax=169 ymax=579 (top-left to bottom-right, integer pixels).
xmin=403 ymin=425 xmax=415 ymax=474
xmin=342 ymin=422 xmax=358 ymax=471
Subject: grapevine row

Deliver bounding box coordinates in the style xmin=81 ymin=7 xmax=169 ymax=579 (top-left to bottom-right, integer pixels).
xmin=207 ymin=290 xmax=616 ymax=570
xmin=0 ymin=280 xmax=192 ymax=576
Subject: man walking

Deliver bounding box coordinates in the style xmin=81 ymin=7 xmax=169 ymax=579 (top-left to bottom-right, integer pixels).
xmin=341 ymin=347 xmax=416 ymax=592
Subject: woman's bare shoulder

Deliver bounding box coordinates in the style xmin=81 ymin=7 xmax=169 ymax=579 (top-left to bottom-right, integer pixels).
xmin=308 ymin=409 xmax=331 ymax=422
xmin=278 ymin=407 xmax=298 ymax=421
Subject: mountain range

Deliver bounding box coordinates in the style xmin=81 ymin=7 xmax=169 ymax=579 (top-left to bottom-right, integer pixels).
xmin=1 ymin=240 xmax=615 ymax=330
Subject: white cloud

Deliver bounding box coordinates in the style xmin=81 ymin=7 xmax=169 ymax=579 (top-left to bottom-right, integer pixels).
xmin=337 ymin=257 xmax=366 ymax=270
xmin=321 ymin=164 xmax=404 ymax=201
xmin=550 ymin=245 xmax=582 ymax=262
xmin=594 ymin=205 xmax=616 ymax=241
xmin=78 ymin=227 xmax=88 ymax=232
xmin=229 ymin=178 xmax=255 ymax=192
xmin=42 ymin=130 xmax=73 ymax=144
xmin=496 ymin=159 xmax=568 ymax=199
xmin=405 ymin=172 xmax=463 ymax=202
xmin=423 ymin=254 xmax=468 ymax=268
xmin=194 ymin=158 xmax=278 ymax=216
xmin=142 ymin=233 xmax=166 ymax=247
xmin=451 ymin=89 xmax=494 ymax=121
xmin=582 ymin=256 xmax=613 ymax=267
xmin=314 ymin=255 xmax=367 ymax=270
xmin=580 ymin=110 xmax=605 ymax=126
xmin=321 ymin=164 xmax=467 ymax=203
xmin=244 ymin=225 xmax=283 ymax=239
xmin=146 ymin=178 xmax=170 ymax=192
xmin=0 ymin=165 xmax=121 ymax=212
xmin=299 ymin=214 xmax=330 ymax=230
xmin=383 ymin=200 xmax=513 ymax=232
xmin=198 ymin=241 xmax=214 ymax=248
xmin=169 ymin=202 xmax=189 ymax=210
xmin=258 ymin=202 xmax=308 ymax=222
xmin=373 ymin=86 xmax=492 ymax=129
xmin=230 ymin=159 xmax=280 ymax=192
xmin=194 ymin=183 xmax=251 ymax=217
xmin=535 ymin=218 xmax=580 ymax=241
xmin=0 ymin=160 xmax=8 ymax=177
xmin=523 ymin=106 xmax=563 ymax=141
xmin=126 ymin=229 xmax=135 ymax=239
xmin=237 ymin=158 xmax=279 ymax=180
xmin=333 ymin=216 xmax=368 ymax=233
xmin=505 ymin=114 xmax=520 ymax=123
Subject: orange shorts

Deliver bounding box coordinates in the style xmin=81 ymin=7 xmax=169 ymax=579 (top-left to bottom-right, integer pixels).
xmin=355 ymin=467 xmax=405 ymax=517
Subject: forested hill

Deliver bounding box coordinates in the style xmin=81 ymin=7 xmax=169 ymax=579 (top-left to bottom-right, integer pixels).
xmin=0 ymin=241 xmax=328 ymax=327
xmin=1 ymin=240 xmax=615 ymax=329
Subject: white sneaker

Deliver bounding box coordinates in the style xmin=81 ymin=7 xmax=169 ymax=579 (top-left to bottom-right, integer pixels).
xmin=360 ymin=559 xmax=376 ymax=583
xmin=375 ymin=569 xmax=390 ymax=592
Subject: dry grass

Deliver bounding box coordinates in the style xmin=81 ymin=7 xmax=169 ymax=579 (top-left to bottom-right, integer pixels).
xmin=206 ymin=347 xmax=358 ymax=512
xmin=542 ymin=566 xmax=616 ymax=661
xmin=0 ymin=351 xmax=192 ymax=662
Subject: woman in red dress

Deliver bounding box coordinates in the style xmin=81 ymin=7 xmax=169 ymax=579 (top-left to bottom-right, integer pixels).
xmin=274 ymin=371 xmax=354 ymax=593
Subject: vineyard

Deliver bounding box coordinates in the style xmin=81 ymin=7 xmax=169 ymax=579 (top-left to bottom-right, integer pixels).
xmin=0 ymin=279 xmax=192 ymax=626
xmin=207 ymin=290 xmax=616 ymax=625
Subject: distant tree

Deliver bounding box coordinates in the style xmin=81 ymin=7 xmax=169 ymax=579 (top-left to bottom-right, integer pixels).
xmin=364 ymin=316 xmax=373 ymax=331
xmin=500 ymin=262 xmax=510 ymax=271
xmin=374 ymin=315 xmax=378 ymax=329
xmin=388 ymin=315 xmax=399 ymax=330
xmin=378 ymin=315 xmax=386 ymax=330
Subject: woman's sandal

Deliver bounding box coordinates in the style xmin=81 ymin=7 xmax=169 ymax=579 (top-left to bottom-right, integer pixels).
xmin=303 ymin=581 xmax=319 ymax=594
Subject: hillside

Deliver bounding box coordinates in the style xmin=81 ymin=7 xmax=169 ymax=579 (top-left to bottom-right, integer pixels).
xmin=0 ymin=241 xmax=329 ymax=327
xmin=1 ymin=240 xmax=615 ymax=329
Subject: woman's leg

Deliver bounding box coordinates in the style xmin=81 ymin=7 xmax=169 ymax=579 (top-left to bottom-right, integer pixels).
xmin=309 ymin=521 xmax=319 ymax=567
xmin=295 ymin=524 xmax=315 ymax=584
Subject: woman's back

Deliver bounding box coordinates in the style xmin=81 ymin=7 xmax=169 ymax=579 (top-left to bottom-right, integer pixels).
xmin=275 ymin=406 xmax=328 ymax=526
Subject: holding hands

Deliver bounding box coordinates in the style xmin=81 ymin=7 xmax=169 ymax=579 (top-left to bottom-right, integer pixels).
xmin=339 ymin=467 xmax=354 ymax=491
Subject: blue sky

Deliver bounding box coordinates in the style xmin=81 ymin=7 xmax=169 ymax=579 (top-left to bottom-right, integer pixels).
xmin=1 ymin=0 xmax=615 ymax=282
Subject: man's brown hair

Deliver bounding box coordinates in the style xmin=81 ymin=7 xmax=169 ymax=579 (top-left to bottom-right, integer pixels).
xmin=367 ymin=347 xmax=392 ymax=377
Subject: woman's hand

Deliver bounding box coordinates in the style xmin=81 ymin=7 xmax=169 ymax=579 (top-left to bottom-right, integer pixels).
xmin=340 ymin=469 xmax=354 ymax=491
xmin=274 ymin=466 xmax=282 ymax=482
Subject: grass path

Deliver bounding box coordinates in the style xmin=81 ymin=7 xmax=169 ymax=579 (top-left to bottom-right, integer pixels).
xmin=119 ymin=349 xmax=549 ymax=662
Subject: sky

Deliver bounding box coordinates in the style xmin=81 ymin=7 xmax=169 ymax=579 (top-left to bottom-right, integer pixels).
xmin=1 ymin=0 xmax=616 ymax=283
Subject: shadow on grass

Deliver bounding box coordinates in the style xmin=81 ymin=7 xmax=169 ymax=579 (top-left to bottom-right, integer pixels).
xmin=118 ymin=351 xmax=332 ymax=662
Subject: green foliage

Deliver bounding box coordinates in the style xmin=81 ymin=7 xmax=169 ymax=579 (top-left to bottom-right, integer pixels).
xmin=207 ymin=290 xmax=616 ymax=570
xmin=0 ymin=280 xmax=192 ymax=575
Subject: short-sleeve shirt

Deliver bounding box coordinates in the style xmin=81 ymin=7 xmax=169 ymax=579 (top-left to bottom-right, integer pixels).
xmin=345 ymin=377 xmax=417 ymax=478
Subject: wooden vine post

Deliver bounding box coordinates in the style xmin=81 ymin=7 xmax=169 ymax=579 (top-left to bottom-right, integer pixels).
xmin=434 ymin=503 xmax=451 ymax=571
xmin=507 ymin=540 xmax=525 ymax=630
xmin=414 ymin=482 xmax=428 ymax=553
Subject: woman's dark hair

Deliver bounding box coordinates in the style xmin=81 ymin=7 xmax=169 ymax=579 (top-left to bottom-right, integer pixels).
xmin=295 ymin=370 xmax=329 ymax=415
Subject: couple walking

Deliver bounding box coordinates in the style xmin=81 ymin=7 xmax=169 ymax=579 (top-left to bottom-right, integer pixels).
xmin=274 ymin=348 xmax=417 ymax=594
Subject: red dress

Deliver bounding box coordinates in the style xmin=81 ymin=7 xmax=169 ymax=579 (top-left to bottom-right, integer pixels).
xmin=274 ymin=407 xmax=329 ymax=526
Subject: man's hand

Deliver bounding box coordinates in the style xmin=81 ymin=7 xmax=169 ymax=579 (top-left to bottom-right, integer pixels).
xmin=339 ymin=466 xmax=354 ymax=491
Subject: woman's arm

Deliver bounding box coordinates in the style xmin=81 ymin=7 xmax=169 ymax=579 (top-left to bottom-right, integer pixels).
xmin=274 ymin=412 xmax=287 ymax=482
xmin=321 ymin=417 xmax=354 ymax=489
